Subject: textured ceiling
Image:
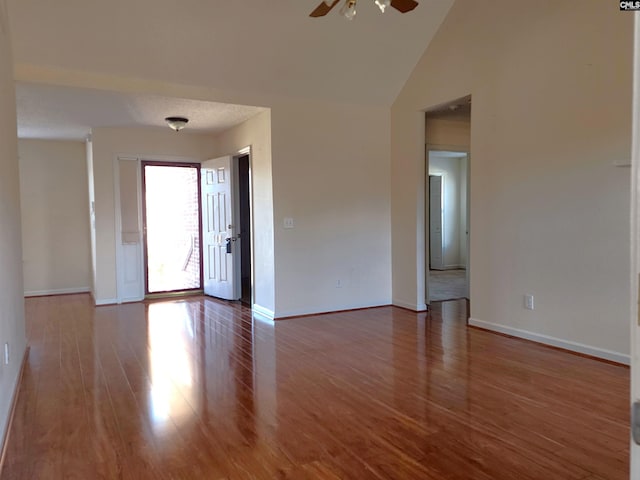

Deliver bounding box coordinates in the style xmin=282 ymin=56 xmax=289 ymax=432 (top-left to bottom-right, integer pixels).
xmin=7 ymin=0 xmax=454 ymax=106
xmin=16 ymin=83 xmax=266 ymax=140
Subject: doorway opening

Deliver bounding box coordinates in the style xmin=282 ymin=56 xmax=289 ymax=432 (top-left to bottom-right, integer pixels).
xmin=142 ymin=162 xmax=202 ymax=295
xmin=201 ymin=150 xmax=253 ymax=305
xmin=425 ymin=96 xmax=471 ymax=303
xmin=237 ymin=154 xmax=252 ymax=305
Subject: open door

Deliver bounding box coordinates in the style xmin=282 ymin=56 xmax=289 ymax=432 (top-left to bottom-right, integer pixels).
xmin=202 ymin=156 xmax=239 ymax=300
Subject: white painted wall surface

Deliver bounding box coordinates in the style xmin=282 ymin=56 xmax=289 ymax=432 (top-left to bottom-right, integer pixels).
xmin=90 ymin=128 xmax=216 ymax=304
xmin=459 ymin=156 xmax=468 ymax=267
xmin=426 ymin=117 xmax=470 ymax=148
xmin=270 ymin=100 xmax=392 ymax=317
xmin=211 ymin=110 xmax=274 ymax=314
xmin=18 ymin=139 xmax=91 ymax=296
xmin=392 ymin=0 xmax=632 ymax=358
xmin=0 ymin=0 xmax=27 ymax=454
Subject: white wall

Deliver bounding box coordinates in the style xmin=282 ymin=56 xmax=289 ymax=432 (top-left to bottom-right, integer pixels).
xmin=270 ymin=100 xmax=391 ymax=317
xmin=391 ymin=0 xmax=632 ymax=360
xmin=18 ymin=139 xmax=91 ymax=296
xmin=90 ymin=128 xmax=216 ymax=304
xmin=428 ymin=153 xmax=464 ymax=269
xmin=459 ymin=156 xmax=468 ymax=267
xmin=211 ymin=110 xmax=275 ymax=314
xmin=0 ymin=0 xmax=27 ymax=454
xmin=426 ymin=116 xmax=471 ymax=148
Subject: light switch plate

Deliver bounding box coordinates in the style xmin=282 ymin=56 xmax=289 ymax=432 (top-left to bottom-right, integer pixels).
xmin=524 ymin=294 xmax=534 ymax=310
xmin=284 ymin=217 xmax=294 ymax=229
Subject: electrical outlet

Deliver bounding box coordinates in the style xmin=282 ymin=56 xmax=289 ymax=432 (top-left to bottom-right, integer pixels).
xmin=283 ymin=217 xmax=295 ymax=229
xmin=336 ymin=279 xmax=343 ymax=288
xmin=3 ymin=342 xmax=8 ymax=365
xmin=524 ymin=294 xmax=534 ymax=311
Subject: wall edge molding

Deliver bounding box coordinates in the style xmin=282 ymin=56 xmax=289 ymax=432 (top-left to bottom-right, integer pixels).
xmin=0 ymin=345 xmax=30 ymax=474
xmin=24 ymin=287 xmax=90 ymax=297
xmin=252 ymin=304 xmax=275 ymax=321
xmin=95 ymin=298 xmax=118 ymax=306
xmin=392 ymin=299 xmax=428 ymax=312
xmin=468 ymin=318 xmax=629 ymax=365
xmin=275 ymin=300 xmax=394 ymax=319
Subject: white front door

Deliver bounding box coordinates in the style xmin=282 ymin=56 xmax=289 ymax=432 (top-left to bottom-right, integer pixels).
xmin=202 ymin=156 xmax=239 ymax=300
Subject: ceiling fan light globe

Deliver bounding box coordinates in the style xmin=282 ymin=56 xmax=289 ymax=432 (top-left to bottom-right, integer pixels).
xmin=340 ymin=0 xmax=357 ymax=19
xmin=374 ymin=0 xmax=391 ymax=12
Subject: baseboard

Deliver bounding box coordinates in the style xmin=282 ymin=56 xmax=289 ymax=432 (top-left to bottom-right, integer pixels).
xmin=276 ymin=303 xmax=392 ymax=320
xmin=252 ymin=304 xmax=275 ymax=322
xmin=95 ymin=298 xmax=118 ymax=306
xmin=392 ymin=299 xmax=428 ymax=312
xmin=275 ymin=301 xmax=393 ymax=320
xmin=24 ymin=287 xmax=90 ymax=297
xmin=468 ymin=318 xmax=629 ymax=365
xmin=0 ymin=345 xmax=29 ymax=475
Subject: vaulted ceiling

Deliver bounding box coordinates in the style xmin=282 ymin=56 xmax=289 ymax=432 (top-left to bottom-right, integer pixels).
xmin=7 ymin=0 xmax=453 ymax=106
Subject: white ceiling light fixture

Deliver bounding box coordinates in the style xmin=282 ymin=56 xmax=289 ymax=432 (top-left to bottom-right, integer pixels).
xmin=310 ymin=0 xmax=418 ymax=19
xmin=165 ymin=116 xmax=189 ymax=132
xmin=340 ymin=0 xmax=357 ymax=20
xmin=374 ymin=0 xmax=391 ymax=13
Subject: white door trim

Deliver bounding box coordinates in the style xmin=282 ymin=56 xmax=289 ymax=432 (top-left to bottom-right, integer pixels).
xmin=234 ymin=146 xmax=255 ymax=308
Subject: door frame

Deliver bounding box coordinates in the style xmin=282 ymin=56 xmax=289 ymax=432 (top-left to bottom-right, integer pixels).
xmin=231 ymin=146 xmax=255 ymax=306
xmin=201 ymin=146 xmax=255 ymax=305
xmin=232 ymin=146 xmax=254 ymax=306
xmin=425 ymin=144 xmax=470 ymax=305
xmin=114 ymin=154 xmax=201 ymax=303
xmin=141 ymin=160 xmax=203 ymax=296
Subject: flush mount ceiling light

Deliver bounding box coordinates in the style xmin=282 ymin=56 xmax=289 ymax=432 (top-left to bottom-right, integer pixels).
xmin=165 ymin=116 xmax=189 ymax=132
xmin=309 ymin=0 xmax=418 ymax=20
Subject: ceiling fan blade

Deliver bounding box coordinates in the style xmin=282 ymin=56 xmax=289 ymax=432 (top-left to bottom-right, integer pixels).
xmin=390 ymin=0 xmax=419 ymax=13
xmin=309 ymin=0 xmax=341 ymax=17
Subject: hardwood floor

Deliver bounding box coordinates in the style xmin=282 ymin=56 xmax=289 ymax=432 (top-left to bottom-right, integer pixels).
xmin=0 ymin=294 xmax=629 ymax=479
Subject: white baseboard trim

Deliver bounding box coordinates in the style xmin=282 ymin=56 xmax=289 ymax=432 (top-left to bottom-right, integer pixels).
xmin=252 ymin=304 xmax=275 ymax=322
xmin=24 ymin=287 xmax=90 ymax=297
xmin=468 ymin=318 xmax=630 ymax=365
xmin=274 ymin=301 xmax=392 ymax=319
xmin=392 ymin=299 xmax=428 ymax=312
xmin=0 ymin=345 xmax=29 ymax=474
xmin=95 ymin=298 xmax=118 ymax=306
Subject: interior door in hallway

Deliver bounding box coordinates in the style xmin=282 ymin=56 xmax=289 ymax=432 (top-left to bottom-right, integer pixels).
xmin=429 ymin=175 xmax=444 ymax=270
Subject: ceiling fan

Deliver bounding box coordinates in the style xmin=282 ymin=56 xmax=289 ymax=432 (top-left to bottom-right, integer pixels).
xmin=310 ymin=0 xmax=419 ymax=20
